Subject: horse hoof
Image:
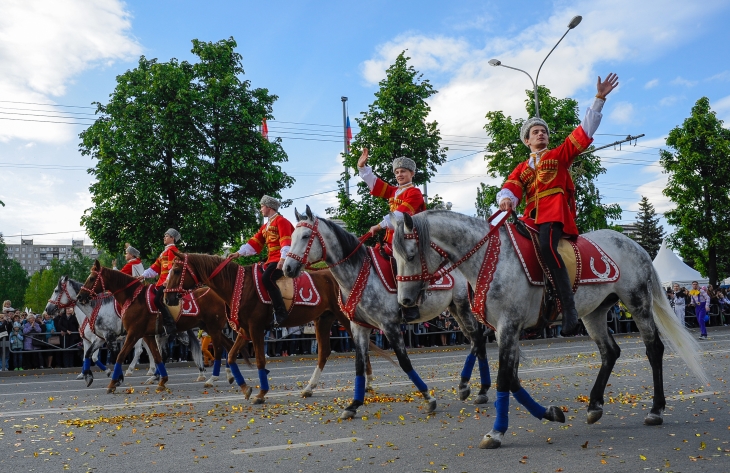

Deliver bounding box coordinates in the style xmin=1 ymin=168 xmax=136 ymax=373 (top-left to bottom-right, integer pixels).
xmin=543 ymin=405 xmax=565 ymax=423
xmin=196 ymin=375 xmax=206 ymax=382
xmin=458 ymin=387 xmax=471 ymax=401
xmin=474 ymin=394 xmax=489 ymax=405
xmin=105 ymin=369 xmax=112 ymax=377
xmin=155 ymin=386 xmax=167 ymax=393
xmin=107 ymin=387 xmax=116 ymax=394
xmin=644 ymin=412 xmax=663 ymax=426
xmin=301 ymin=389 xmax=313 ymax=398
xmin=84 ymin=374 xmax=94 ymax=387
xmin=587 ymin=408 xmax=603 ymax=424
xmin=146 ymin=369 xmax=156 ymax=376
xmin=204 ymin=376 xmax=217 ymax=387
xmin=426 ymin=399 xmax=437 ymax=413
xmin=228 ymin=376 xmax=235 ymax=385
xmin=339 ymin=409 xmax=356 ymax=420
xmin=124 ymin=370 xmax=133 ymax=377
xmin=479 ymin=430 xmax=504 ymax=449
xmin=253 ymin=397 xmax=265 ymax=405
xmin=76 ymin=373 xmax=84 ymax=380
xmin=241 ymin=385 xmax=253 ymax=400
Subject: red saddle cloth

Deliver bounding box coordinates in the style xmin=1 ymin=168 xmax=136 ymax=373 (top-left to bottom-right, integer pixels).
xmin=145 ymin=285 xmax=200 ymax=317
xmin=505 ymin=222 xmax=620 ymax=286
xmin=367 ymin=247 xmax=454 ymax=294
xmin=253 ymin=263 xmax=322 ymax=310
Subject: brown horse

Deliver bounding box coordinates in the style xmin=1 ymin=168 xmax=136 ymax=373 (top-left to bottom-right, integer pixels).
xmin=165 ymin=252 xmax=374 ymax=404
xmin=77 ymin=260 xmax=232 ymax=394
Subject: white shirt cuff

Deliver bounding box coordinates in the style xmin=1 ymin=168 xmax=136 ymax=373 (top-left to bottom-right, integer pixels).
xmin=381 ymin=211 xmax=403 ymax=230
xmin=237 ymin=243 xmax=256 ymax=256
xmin=280 ymin=246 xmax=290 ymax=259
xmin=358 ymin=165 xmax=377 ymax=190
xmin=496 ymin=188 xmax=519 ymax=209
xmin=142 ymin=268 xmax=158 ymax=279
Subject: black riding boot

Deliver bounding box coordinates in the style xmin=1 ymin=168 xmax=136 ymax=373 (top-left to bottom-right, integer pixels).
xmin=263 ymin=263 xmax=288 ymax=326
xmin=538 ymin=222 xmax=579 ymax=335
xmin=155 ymin=286 xmax=177 ymax=337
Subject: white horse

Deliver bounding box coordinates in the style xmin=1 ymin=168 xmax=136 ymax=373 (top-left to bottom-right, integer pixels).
xmin=393 ymin=210 xmax=708 ymax=449
xmin=283 ymin=206 xmax=493 ymax=420
xmin=45 ymin=276 xmax=209 ymax=386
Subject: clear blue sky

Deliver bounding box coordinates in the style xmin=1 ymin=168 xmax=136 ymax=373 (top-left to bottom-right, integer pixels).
xmin=1 ymin=0 xmax=729 ymax=245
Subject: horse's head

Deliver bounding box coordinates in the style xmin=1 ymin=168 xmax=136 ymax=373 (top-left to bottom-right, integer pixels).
xmin=284 ymin=205 xmax=325 ymax=278
xmin=77 ymin=260 xmax=104 ymax=304
xmin=393 ymin=213 xmax=441 ymax=307
xmin=45 ymin=275 xmax=77 ymax=315
xmin=165 ymin=250 xmax=199 ymax=306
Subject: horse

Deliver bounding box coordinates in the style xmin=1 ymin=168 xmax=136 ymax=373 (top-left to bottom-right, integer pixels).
xmin=77 ymin=261 xmax=230 ymax=393
xmin=392 ymin=210 xmax=708 ymax=449
xmin=45 ymin=276 xmax=157 ymax=383
xmin=282 ymin=206 xmax=493 ymax=420
xmin=164 ymin=250 xmax=366 ymax=404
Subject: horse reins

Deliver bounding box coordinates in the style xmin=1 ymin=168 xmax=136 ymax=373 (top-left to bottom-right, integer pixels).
xmin=48 ymin=279 xmax=77 ymax=309
xmin=165 ymin=253 xmax=202 ymax=294
xmin=289 ymin=218 xmax=370 ymax=269
xmin=79 ymin=268 xmax=144 ymax=316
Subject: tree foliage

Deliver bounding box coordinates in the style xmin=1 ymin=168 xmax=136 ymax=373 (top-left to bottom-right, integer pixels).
xmin=22 ymin=249 xmax=96 ymax=313
xmin=631 ymin=196 xmax=664 ymax=259
xmin=476 ymin=86 xmax=622 ymax=231
xmin=327 ymin=52 xmax=447 ymax=235
xmin=80 ymin=38 xmax=292 ymax=259
xmin=0 ymin=235 xmax=29 ymax=309
xmin=660 ymin=97 xmax=730 ymax=286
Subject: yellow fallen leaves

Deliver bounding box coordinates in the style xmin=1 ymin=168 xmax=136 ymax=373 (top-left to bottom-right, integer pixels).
xmin=639 ymin=454 xmax=647 ymax=460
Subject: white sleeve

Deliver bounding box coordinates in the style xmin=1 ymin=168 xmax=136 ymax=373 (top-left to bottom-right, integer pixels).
xmin=581 ymin=98 xmax=605 ymax=138
xmin=496 ymin=188 xmax=519 ymax=209
xmin=142 ymin=267 xmax=158 ymax=279
xmin=280 ymin=246 xmax=290 ymax=259
xmin=381 ymin=211 xmax=403 ymax=230
xmin=358 ymin=165 xmax=377 ymax=190
xmin=237 ymin=243 xmax=257 ymax=256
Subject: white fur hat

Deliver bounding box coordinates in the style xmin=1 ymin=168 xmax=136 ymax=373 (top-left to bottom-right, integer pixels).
xmin=260 ymin=195 xmax=281 ymax=211
xmin=165 ymin=228 xmax=181 ymax=242
xmin=392 ymin=157 xmax=416 ymax=173
xmin=520 ymin=117 xmax=550 ymax=145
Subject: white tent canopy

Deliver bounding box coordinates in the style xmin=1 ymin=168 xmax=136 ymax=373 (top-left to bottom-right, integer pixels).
xmin=652 ymin=240 xmax=708 ymax=289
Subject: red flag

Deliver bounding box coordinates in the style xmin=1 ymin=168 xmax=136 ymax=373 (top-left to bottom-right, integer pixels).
xmin=262 ymin=118 xmax=269 ymax=139
xmin=346 ymin=116 xmax=352 ymax=151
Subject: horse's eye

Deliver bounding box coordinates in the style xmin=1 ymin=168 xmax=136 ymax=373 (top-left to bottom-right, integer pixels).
xmin=407 ymin=254 xmax=414 ymax=262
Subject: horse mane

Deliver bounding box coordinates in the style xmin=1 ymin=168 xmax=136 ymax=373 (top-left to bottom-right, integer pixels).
xmin=319 ymin=218 xmax=367 ymax=264
xmin=393 ymin=211 xmax=431 ymax=261
xmin=100 ymin=265 xmax=137 ymax=289
xmin=184 ymin=253 xmax=240 ymax=286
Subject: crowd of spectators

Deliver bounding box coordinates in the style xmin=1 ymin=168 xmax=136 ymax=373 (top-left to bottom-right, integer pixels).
xmin=1 ymin=300 xmax=82 ymax=371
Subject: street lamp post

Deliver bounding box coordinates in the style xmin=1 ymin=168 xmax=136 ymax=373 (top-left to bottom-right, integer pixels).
xmin=489 ymin=15 xmax=582 ymax=118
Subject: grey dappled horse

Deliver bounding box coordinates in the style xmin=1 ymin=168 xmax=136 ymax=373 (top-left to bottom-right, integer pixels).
xmin=283 ymin=206 xmax=492 ymax=420
xmin=45 ymin=276 xmax=208 ymax=386
xmin=393 ymin=210 xmax=708 ymax=449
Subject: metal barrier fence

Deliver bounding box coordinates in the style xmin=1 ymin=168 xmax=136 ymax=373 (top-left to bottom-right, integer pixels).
xmin=1 ymin=331 xmax=83 ymax=369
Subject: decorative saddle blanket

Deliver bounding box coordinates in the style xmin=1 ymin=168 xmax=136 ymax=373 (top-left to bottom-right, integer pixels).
xmin=367 ymin=247 xmax=454 ymax=294
xmin=253 ymin=263 xmax=322 ymax=312
xmin=505 ymin=222 xmax=620 ymax=287
xmin=145 ymin=284 xmax=201 ymax=320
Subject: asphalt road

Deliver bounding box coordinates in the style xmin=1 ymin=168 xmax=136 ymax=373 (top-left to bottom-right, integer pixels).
xmin=0 ymin=327 xmax=728 ymax=473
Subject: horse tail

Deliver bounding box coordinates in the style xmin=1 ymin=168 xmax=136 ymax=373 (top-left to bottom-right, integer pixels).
xmin=368 ymin=340 xmax=398 ymax=367
xmin=650 ymin=274 xmax=709 ymax=385
xmin=187 ymin=329 xmax=205 ymax=371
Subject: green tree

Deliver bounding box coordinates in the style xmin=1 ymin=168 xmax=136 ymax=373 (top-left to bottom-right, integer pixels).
xmin=22 ymin=249 xmax=96 ymax=312
xmin=475 ymin=86 xmax=621 ymax=231
xmin=0 ymin=235 xmax=29 ymax=308
xmin=660 ymin=97 xmax=730 ymax=286
xmin=80 ymin=38 xmax=292 ymax=258
xmin=327 ymin=52 xmax=447 ymax=235
xmin=631 ymin=196 xmax=664 ymax=259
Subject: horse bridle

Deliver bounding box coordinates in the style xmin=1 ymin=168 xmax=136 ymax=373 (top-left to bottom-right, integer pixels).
xmin=79 ymin=268 xmax=142 ymax=301
xmin=165 ymin=253 xmax=202 ymax=294
xmin=289 ymin=218 xmax=370 ymax=269
xmin=48 ymin=279 xmax=77 ymax=310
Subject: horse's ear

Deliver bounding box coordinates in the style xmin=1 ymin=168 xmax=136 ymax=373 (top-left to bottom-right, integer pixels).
xmin=93 ymin=260 xmax=101 ymax=271
xmin=403 ymin=213 xmax=414 ymax=233
xmin=294 ymin=207 xmax=304 ymax=222
xmin=305 ymin=205 xmax=313 ymax=221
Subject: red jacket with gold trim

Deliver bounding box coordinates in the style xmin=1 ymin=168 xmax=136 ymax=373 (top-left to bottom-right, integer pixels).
xmin=247 ymin=213 xmax=294 ymax=264
xmin=501 ymin=125 xmax=592 ymax=236
xmin=370 ymin=178 xmax=426 ymax=245
xmin=149 ymin=245 xmax=178 ymax=287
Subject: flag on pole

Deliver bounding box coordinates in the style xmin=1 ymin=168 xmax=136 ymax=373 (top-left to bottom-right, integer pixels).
xmin=262 ymin=118 xmax=269 ymax=139
xmin=346 ymin=116 xmax=352 ymax=151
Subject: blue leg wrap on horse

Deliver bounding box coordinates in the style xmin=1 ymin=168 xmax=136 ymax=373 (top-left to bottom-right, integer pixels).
xmin=212 ymin=359 xmax=221 ymax=377
xmin=460 ymin=353 xmax=477 ymax=380
xmin=154 ymin=367 xmax=159 ymax=376
xmin=407 ymin=370 xmax=428 ymax=392
xmin=494 ymin=391 xmax=510 ymax=433
xmin=478 ymin=357 xmax=491 ymax=386
xmin=513 ymin=388 xmax=547 ymax=419
xmin=229 ymin=363 xmax=245 ymax=386
xmin=112 ymin=362 xmax=123 ymax=381
xmin=258 ymin=369 xmax=270 ymax=391
xmin=156 ymin=363 xmax=168 ymax=378
xmin=82 ymin=358 xmax=91 ymax=373
xmin=354 ymin=375 xmax=366 ymax=402
xmin=95 ymin=359 xmax=107 ymax=371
